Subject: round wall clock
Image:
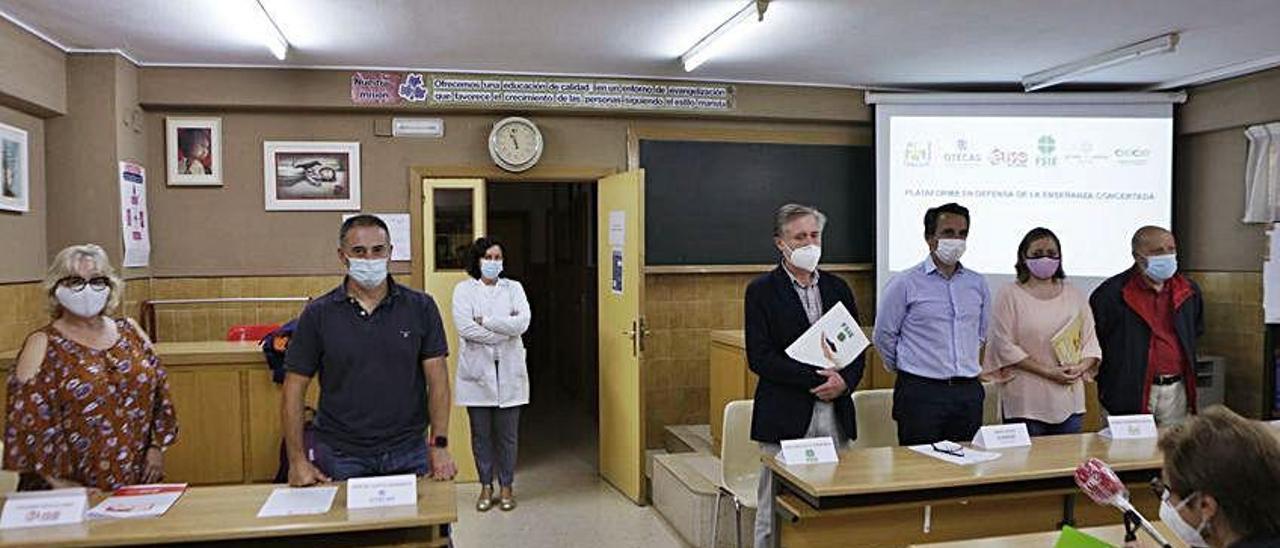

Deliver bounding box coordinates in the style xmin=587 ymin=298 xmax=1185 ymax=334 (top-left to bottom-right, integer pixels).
xmin=488 ymin=116 xmax=543 ymax=172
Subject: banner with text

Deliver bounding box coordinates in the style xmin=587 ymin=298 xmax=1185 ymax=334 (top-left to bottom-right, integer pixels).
xmin=351 ymin=72 xmax=734 ymax=113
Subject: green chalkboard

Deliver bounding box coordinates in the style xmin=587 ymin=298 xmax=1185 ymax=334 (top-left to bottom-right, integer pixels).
xmin=640 ymin=140 xmax=874 ymax=265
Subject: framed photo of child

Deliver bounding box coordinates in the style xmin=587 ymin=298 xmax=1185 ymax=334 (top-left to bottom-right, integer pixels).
xmin=166 ymin=117 xmax=222 ymax=186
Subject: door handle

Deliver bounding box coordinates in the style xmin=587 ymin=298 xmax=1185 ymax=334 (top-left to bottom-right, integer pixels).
xmin=622 ymin=318 xmax=653 ymax=356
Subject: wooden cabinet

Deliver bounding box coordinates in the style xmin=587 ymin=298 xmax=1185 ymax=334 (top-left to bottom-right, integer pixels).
xmin=0 ymin=341 xmax=316 ymax=485
xmin=243 ymin=368 xmax=317 ymax=483
xmin=166 ymin=369 xmax=245 ymax=484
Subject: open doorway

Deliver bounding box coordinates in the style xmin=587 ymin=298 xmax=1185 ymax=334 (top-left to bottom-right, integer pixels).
xmin=486 ymin=182 xmax=600 ymax=470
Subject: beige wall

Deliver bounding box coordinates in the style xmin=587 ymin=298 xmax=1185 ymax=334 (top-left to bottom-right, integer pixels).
xmin=0 ymin=16 xmax=61 ymax=283
xmin=0 ymin=16 xmax=66 ymax=116
xmin=1175 ymin=66 xmax=1280 ymax=272
xmin=137 ymin=67 xmax=868 ymax=277
xmin=0 ymin=105 xmax=47 ymax=282
xmin=46 ymin=55 xmax=127 ymax=264
xmin=1173 ymin=65 xmax=1280 ymax=418
xmin=44 ymin=54 xmax=150 ymax=277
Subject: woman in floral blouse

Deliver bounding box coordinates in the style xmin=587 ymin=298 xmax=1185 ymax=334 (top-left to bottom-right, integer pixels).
xmin=4 ymin=244 xmax=178 ymax=490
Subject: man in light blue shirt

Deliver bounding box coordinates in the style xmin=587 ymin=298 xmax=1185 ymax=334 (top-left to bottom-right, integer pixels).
xmin=873 ymin=203 xmax=990 ymax=446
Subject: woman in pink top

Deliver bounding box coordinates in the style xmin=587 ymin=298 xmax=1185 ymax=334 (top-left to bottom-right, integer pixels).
xmin=983 ymin=228 xmax=1102 ymax=436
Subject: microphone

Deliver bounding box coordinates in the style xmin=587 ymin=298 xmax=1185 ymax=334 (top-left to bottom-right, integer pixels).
xmin=1074 ymin=458 xmax=1172 ymax=547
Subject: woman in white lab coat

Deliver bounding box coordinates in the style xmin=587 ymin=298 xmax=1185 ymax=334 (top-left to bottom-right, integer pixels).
xmin=452 ymin=237 xmax=531 ymax=512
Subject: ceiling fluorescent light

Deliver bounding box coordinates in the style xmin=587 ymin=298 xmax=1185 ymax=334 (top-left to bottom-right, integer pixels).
xmin=680 ymin=0 xmax=768 ymax=72
xmin=1148 ymin=53 xmax=1280 ymax=90
xmin=1022 ymin=33 xmax=1179 ymax=92
xmin=254 ymin=0 xmax=289 ymax=60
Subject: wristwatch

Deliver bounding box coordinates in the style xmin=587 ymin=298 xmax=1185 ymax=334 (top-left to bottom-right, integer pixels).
xmin=430 ymin=435 xmax=448 ymax=449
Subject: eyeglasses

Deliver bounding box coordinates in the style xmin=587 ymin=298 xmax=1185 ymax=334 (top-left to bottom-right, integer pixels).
xmin=1149 ymin=477 xmax=1178 ymax=500
xmin=56 ymin=276 xmax=111 ymax=292
xmin=931 ymin=442 xmax=965 ymax=457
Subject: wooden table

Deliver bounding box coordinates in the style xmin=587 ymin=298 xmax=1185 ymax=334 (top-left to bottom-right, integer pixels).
xmin=0 ymin=341 xmax=316 ymax=485
xmin=911 ymin=522 xmax=1181 ymax=547
xmin=0 ymin=478 xmax=456 ymax=547
xmin=766 ymin=433 xmax=1165 ymax=547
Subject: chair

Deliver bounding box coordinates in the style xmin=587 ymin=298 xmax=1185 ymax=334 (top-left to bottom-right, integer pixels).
xmin=982 ymin=382 xmax=1003 ymax=425
xmin=852 ymin=389 xmax=898 ymax=448
xmin=711 ymin=400 xmax=758 ymax=548
xmin=226 ymin=324 xmax=280 ymax=342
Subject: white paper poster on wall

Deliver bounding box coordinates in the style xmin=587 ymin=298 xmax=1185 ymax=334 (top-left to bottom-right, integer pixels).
xmin=342 ymin=213 xmax=412 ymax=261
xmin=119 ymin=161 xmax=151 ymax=268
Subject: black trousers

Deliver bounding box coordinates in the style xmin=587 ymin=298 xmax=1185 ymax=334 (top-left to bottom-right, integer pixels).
xmin=893 ymin=372 xmax=985 ymax=446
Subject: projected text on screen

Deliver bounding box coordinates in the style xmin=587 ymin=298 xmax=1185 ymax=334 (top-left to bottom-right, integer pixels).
xmin=886 ymin=115 xmax=1172 ymax=278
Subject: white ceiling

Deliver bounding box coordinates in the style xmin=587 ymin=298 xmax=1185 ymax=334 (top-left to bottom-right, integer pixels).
xmin=3 ymin=0 xmax=1280 ymax=89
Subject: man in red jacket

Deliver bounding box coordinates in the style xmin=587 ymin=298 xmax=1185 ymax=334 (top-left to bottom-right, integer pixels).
xmin=1090 ymin=226 xmax=1204 ymax=425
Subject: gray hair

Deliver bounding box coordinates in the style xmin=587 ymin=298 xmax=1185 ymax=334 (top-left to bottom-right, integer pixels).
xmin=44 ymin=244 xmax=122 ymax=318
xmin=773 ymin=203 xmax=827 ymax=238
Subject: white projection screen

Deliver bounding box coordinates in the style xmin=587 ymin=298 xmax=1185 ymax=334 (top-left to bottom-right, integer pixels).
xmin=871 ymin=94 xmax=1178 ymax=298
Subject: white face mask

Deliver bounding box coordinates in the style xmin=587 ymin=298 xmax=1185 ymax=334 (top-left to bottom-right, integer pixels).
xmin=1160 ymin=491 xmax=1209 ymax=548
xmin=934 ymin=238 xmax=967 ymax=265
xmin=784 ymin=242 xmax=822 ymax=272
xmin=55 ymin=285 xmax=110 ymax=318
xmin=346 ymin=257 xmax=388 ymax=289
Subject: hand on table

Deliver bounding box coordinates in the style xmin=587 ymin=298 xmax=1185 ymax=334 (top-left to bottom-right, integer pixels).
xmin=288 ymin=459 xmax=331 ymax=487
xmin=142 ymin=447 xmax=165 ymax=483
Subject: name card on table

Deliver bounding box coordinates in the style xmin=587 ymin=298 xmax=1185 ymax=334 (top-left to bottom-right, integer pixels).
xmin=346 ymin=474 xmax=418 ymax=509
xmin=1098 ymin=415 xmax=1158 ymax=440
xmin=0 ymin=488 xmax=88 ymax=529
xmin=971 ymin=423 xmax=1032 ymax=450
xmin=778 ymin=437 xmax=839 ymax=465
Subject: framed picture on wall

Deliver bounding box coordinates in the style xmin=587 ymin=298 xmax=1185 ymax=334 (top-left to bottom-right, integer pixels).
xmin=166 ymin=117 xmax=222 ymax=186
xmin=0 ymin=121 xmax=28 ymax=212
xmin=263 ymin=141 xmax=361 ymax=211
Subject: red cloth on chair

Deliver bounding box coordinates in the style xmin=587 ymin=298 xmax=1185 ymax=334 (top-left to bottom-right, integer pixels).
xmin=226 ymin=324 xmax=281 ymax=342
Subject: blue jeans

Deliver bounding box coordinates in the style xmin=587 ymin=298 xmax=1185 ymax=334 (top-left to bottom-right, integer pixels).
xmin=1003 ymin=413 xmax=1084 ymax=436
xmin=314 ymin=436 xmax=429 ymax=481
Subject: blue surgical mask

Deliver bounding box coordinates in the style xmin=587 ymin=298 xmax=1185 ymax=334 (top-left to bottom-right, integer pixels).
xmin=480 ymin=259 xmax=503 ymax=280
xmin=347 ymin=257 xmax=388 ymax=288
xmin=1144 ymin=253 xmax=1178 ymax=282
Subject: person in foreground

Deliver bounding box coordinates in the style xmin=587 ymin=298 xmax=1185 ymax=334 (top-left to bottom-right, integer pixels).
xmin=282 ymin=214 xmax=457 ymax=485
xmin=983 ymin=227 xmax=1101 ymax=435
xmin=747 ymin=203 xmax=866 ymax=548
xmin=4 ymin=244 xmax=178 ymax=491
xmin=452 ymin=237 xmax=531 ymax=512
xmin=1131 ymin=406 xmax=1280 ymax=548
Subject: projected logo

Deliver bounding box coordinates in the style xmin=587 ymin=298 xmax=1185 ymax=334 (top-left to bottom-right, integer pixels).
xmin=1035 ymin=135 xmax=1057 ymax=167
xmin=1113 ymin=147 xmax=1151 ymax=166
xmin=943 ymin=139 xmax=982 ymax=166
xmin=904 ymin=142 xmax=932 ymax=166
xmin=989 ymin=147 xmax=1028 ymax=167
xmin=1063 ymin=141 xmax=1110 ymax=166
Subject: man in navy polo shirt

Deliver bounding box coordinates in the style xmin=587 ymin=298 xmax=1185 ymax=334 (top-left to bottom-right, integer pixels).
xmin=282 ymin=214 xmax=457 ymax=485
